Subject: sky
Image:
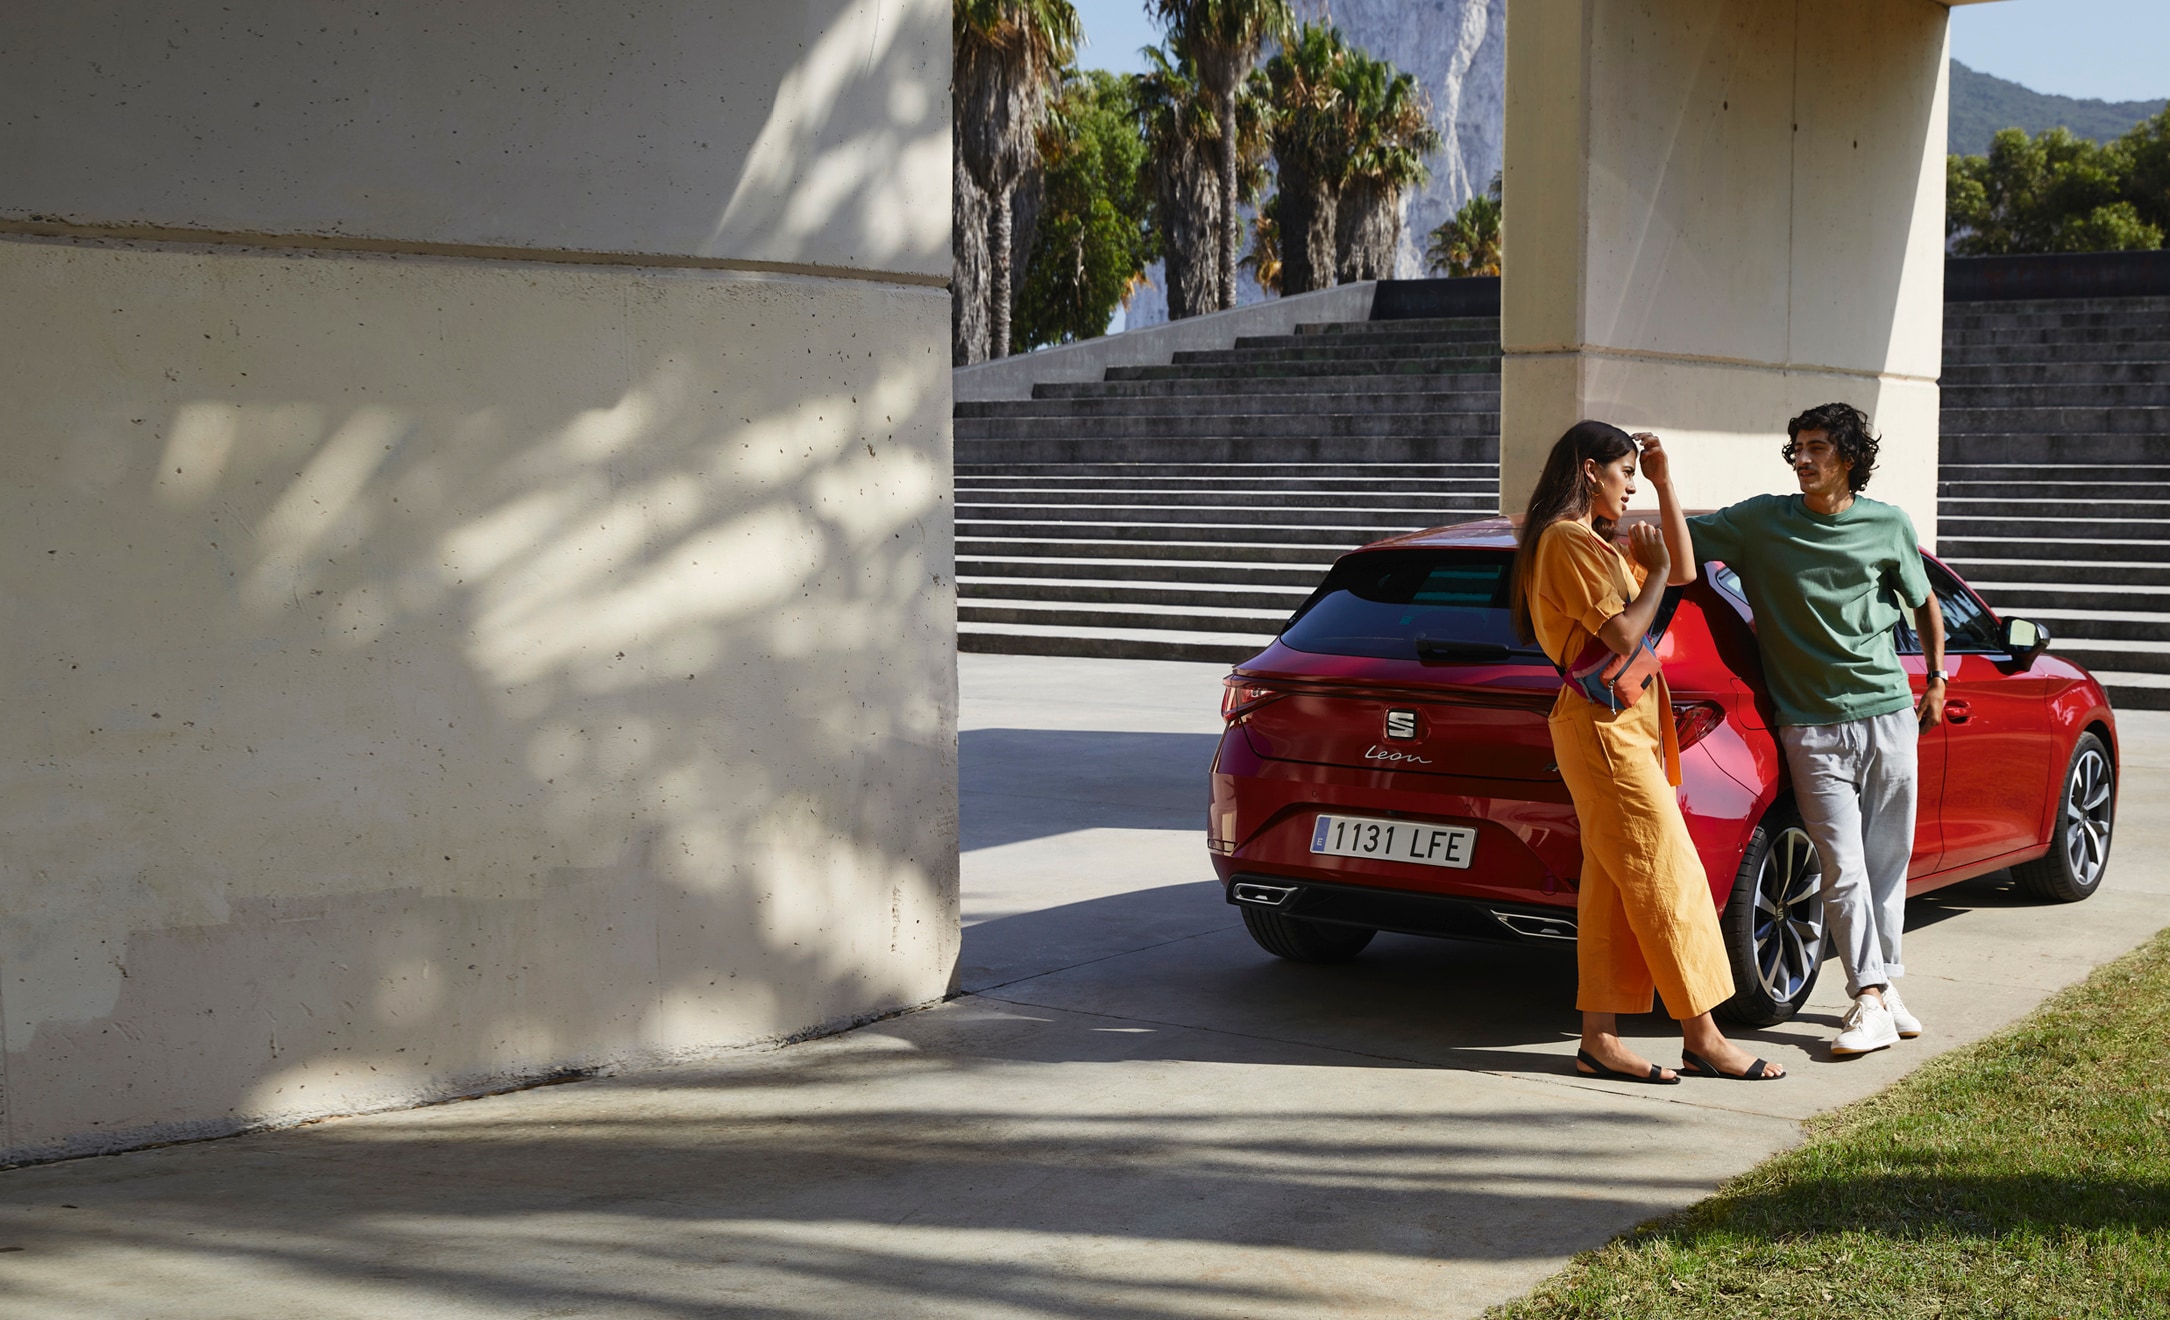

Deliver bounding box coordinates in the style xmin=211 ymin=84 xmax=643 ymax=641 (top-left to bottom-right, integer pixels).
xmin=1066 ymin=0 xmax=2170 ymax=102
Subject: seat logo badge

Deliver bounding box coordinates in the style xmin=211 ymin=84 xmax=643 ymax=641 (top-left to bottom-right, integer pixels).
xmin=1385 ymin=709 xmax=1420 ymax=741
xmin=1365 ymin=744 xmax=1432 ymax=765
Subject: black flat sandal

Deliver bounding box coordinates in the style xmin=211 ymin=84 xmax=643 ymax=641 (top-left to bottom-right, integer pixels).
xmin=1574 ymin=1048 xmax=1680 ymax=1085
xmin=1679 ymin=1048 xmax=1785 ymax=1081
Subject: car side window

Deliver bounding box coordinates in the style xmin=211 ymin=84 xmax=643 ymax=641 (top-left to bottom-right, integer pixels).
xmin=1895 ymin=555 xmax=2000 ymax=654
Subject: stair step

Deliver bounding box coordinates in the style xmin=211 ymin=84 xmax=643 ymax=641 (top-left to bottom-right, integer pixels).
xmin=958 ymin=555 xmax=1334 ymax=586
xmin=956 ymin=489 xmax=1495 ymax=511
xmin=959 ymin=621 xmax=1268 ymax=664
xmin=1293 ymin=316 xmax=1501 ymax=336
xmin=1233 ymin=329 xmax=1506 ymax=352
xmin=2048 ymin=638 xmax=2170 ymax=676
xmin=960 ymin=598 xmax=1288 ymax=636
xmin=1945 ymin=307 xmax=2170 ymax=331
xmin=959 ymin=536 xmax=1358 ymax=565
xmin=1938 ymin=558 xmax=2170 ymax=588
xmin=1942 ymin=384 xmax=2170 ymax=408
xmin=960 ymin=388 xmax=1498 ymax=420
xmin=1941 ymin=361 xmax=2170 ymax=386
xmin=1941 ymin=406 xmax=2170 ymax=435
xmin=956 ymin=438 xmax=1501 ymax=464
xmin=1032 ymin=370 xmax=1499 ymax=399
xmin=957 ymin=576 xmax=1312 ymax=611
xmin=954 ymin=503 xmax=1483 ymax=528
xmin=1934 ymin=434 xmax=2170 ymax=464
xmin=1946 ymin=295 xmax=2170 ymax=317
xmin=1104 ymin=356 xmax=1499 ymax=382
xmin=2010 ymin=606 xmax=2170 ymax=642
xmin=1941 ymin=342 xmax=2170 ymax=366
xmin=1179 ymin=337 xmax=1500 ymax=365
xmin=958 ymin=519 xmax=1413 ymax=547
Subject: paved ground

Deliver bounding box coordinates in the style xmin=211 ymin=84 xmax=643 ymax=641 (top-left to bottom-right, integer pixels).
xmin=3 ymin=653 xmax=2166 ymax=1319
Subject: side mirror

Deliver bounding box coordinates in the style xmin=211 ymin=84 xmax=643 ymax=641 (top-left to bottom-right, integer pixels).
xmin=2002 ymin=616 xmax=2050 ymax=665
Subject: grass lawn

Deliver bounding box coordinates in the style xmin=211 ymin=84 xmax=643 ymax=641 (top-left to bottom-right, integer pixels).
xmin=1489 ymin=928 xmax=2170 ymax=1319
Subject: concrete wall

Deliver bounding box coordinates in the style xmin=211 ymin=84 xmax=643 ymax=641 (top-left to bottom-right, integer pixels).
xmin=1502 ymin=0 xmax=1974 ymax=544
xmin=0 ymin=1 xmax=956 ymax=1163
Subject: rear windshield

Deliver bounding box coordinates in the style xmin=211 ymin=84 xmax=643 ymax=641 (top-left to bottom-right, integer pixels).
xmin=1279 ymin=549 xmax=1549 ymax=665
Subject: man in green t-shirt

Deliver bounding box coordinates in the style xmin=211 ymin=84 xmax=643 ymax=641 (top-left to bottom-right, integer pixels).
xmin=1687 ymin=403 xmax=1946 ymax=1058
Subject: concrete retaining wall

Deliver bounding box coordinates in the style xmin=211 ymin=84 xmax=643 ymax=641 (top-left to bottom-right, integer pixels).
xmin=0 ymin=0 xmax=958 ymax=1163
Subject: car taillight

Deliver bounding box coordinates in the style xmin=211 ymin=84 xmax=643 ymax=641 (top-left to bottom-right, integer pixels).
xmin=1221 ymin=677 xmax=1284 ymax=721
xmin=1673 ymin=701 xmax=1725 ymax=751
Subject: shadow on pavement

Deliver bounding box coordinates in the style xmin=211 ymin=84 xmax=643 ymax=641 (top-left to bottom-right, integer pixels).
xmin=961 ymin=728 xmax=1220 ymax=850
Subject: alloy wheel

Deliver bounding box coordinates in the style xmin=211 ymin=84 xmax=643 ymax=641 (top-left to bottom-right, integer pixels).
xmin=1752 ymin=825 xmax=1824 ymax=1003
xmin=2062 ymin=746 xmax=2114 ymax=889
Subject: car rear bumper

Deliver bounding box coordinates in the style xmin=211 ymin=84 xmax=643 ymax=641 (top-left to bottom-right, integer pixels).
xmin=1225 ymin=872 xmax=1580 ymax=944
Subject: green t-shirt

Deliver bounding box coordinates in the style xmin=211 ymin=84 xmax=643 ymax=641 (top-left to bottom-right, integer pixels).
xmin=1687 ymin=494 xmax=1931 ymax=728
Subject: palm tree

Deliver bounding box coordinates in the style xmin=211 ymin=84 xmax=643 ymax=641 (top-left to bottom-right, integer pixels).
xmin=1335 ymin=49 xmax=1440 ymax=283
xmin=1240 ymin=199 xmax=1282 ymax=296
xmin=1136 ymin=45 xmax=1221 ymax=321
xmin=1425 ymin=173 xmax=1502 ymax=278
xmin=955 ymin=0 xmax=1079 ymax=360
xmin=1152 ymin=0 xmax=1293 ymax=310
xmin=1263 ymin=22 xmax=1351 ymax=296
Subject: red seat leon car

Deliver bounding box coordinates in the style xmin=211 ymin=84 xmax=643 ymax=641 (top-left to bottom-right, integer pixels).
xmin=1209 ymin=514 xmax=2118 ymax=1025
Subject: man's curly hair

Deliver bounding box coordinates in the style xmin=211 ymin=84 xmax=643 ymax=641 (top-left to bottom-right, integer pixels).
xmin=1784 ymin=402 xmax=1879 ymax=493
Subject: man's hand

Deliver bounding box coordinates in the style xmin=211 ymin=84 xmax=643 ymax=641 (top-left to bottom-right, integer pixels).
xmin=1634 ymin=432 xmax=1670 ymax=487
xmin=1626 ymin=521 xmax=1669 ymax=574
xmin=1918 ymin=677 xmax=1945 ymax=730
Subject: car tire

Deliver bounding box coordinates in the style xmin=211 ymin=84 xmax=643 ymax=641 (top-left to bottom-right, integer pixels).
xmin=1239 ymin=906 xmax=1377 ymax=962
xmin=1717 ymin=803 xmax=1826 ymax=1028
xmin=2012 ymin=731 xmax=2114 ymax=904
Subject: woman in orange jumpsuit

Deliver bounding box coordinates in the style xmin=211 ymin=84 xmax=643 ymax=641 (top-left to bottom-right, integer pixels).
xmin=1510 ymin=421 xmax=1785 ymax=1083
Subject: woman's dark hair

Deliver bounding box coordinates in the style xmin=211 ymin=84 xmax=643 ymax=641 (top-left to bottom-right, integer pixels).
xmin=1509 ymin=420 xmax=1637 ymax=644
xmin=1784 ymin=402 xmax=1879 ymax=492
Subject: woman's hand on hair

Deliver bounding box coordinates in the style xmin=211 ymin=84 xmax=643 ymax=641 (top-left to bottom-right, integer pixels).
xmin=1627 ymin=521 xmax=1670 ymax=573
xmin=1633 ymin=432 xmax=1670 ymax=486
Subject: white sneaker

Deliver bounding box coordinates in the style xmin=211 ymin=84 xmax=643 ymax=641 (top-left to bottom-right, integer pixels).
xmin=1882 ymin=985 xmax=1923 ymax=1038
xmin=1832 ymin=994 xmax=1900 ymax=1055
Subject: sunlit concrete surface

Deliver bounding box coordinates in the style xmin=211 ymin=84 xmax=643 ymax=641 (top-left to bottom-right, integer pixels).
xmin=1501 ymin=1 xmax=2006 ymax=543
xmin=0 ymin=0 xmax=956 ymax=1164
xmin=1 ymin=652 xmax=2161 ymax=1316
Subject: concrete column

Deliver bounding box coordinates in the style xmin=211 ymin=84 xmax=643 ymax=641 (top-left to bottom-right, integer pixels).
xmin=1501 ymin=0 xmax=1990 ymax=543
xmin=0 ymin=1 xmax=956 ymax=1162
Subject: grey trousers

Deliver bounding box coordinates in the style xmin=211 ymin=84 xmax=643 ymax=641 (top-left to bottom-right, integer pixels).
xmin=1778 ymin=708 xmax=1919 ymax=998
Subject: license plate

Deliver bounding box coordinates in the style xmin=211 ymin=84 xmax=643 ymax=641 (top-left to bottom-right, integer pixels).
xmin=1309 ymin=814 xmax=1475 ymax=869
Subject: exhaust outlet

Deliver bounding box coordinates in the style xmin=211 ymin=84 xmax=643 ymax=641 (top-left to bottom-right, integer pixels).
xmin=1232 ymin=882 xmax=1299 ymax=907
xmin=1492 ymin=910 xmax=1578 ymax=941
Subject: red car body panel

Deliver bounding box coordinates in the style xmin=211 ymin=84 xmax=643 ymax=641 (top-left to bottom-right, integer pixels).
xmin=1209 ymin=515 xmax=2118 ymax=931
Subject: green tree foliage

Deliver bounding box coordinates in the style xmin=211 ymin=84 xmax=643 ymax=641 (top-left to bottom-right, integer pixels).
xmin=1240 ymin=199 xmax=1282 ymax=296
xmin=1336 ymin=47 xmax=1440 ymax=283
xmin=1136 ymin=46 xmax=1270 ymax=320
xmin=1263 ymin=24 xmax=1437 ymax=293
xmin=1426 ymin=172 xmax=1501 ymax=277
xmin=1151 ymin=0 xmax=1295 ymax=310
xmin=1262 ymin=22 xmax=1353 ymax=296
xmin=954 ymin=0 xmax=1080 ymax=361
xmin=1947 ymin=124 xmax=2162 ymax=256
xmin=1012 ymin=70 xmax=1157 ymax=350
xmin=2120 ymin=106 xmax=2170 ymax=237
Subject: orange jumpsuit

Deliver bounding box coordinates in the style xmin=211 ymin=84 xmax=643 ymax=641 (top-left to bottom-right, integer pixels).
xmin=1527 ymin=521 xmax=1735 ymax=1019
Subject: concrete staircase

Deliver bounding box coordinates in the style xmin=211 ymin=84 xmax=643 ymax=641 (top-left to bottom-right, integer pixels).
xmin=1938 ymin=294 xmax=2170 ymax=710
xmin=956 ymin=314 xmax=1502 ymax=662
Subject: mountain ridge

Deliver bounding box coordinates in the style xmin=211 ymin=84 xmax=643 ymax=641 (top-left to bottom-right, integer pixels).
xmin=1950 ymin=59 xmax=2164 ymax=156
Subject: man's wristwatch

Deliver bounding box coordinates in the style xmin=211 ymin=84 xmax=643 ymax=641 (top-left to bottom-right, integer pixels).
xmin=1928 ymin=668 xmax=1950 ymax=683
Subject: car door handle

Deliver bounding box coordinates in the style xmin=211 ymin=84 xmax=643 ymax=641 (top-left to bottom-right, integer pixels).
xmin=1943 ymin=699 xmax=1972 ymax=724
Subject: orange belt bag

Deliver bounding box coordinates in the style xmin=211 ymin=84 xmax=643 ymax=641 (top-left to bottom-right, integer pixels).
xmin=1552 ymin=633 xmax=1662 ymax=712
